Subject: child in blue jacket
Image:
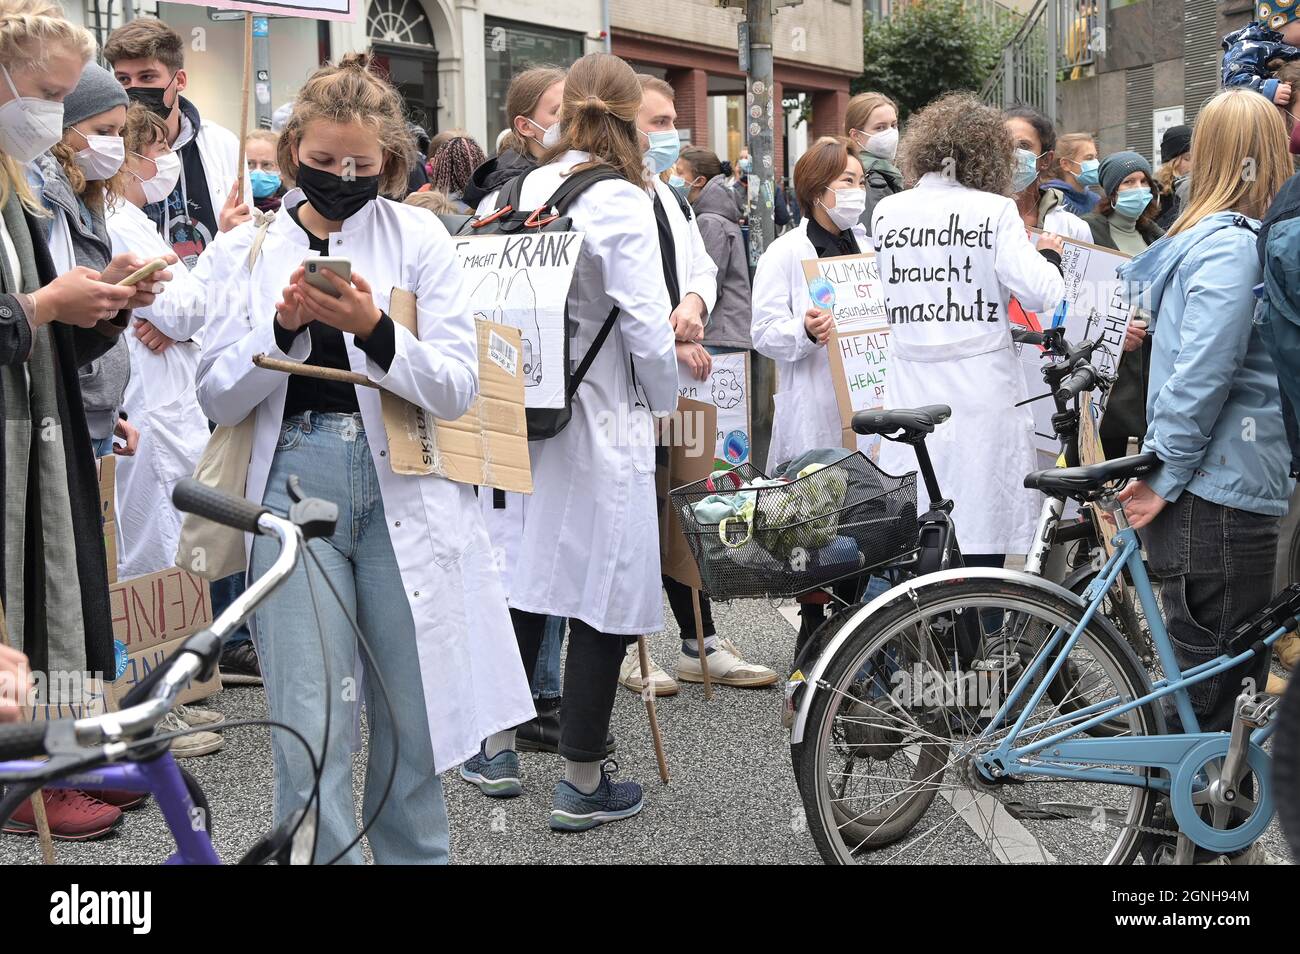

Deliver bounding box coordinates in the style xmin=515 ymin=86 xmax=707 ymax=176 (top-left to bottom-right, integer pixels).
xmin=1222 ymin=2 xmax=1300 ymax=104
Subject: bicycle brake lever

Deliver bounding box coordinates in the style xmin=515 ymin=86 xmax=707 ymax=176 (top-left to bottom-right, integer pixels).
xmin=289 ymin=496 xmax=340 ymax=541
xmin=287 ymin=475 xmax=306 ymax=504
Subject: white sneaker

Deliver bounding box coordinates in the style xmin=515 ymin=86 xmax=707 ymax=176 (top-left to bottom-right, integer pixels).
xmin=160 ymin=710 xmax=224 ymax=759
xmin=1200 ymin=842 xmax=1290 ymax=865
xmin=619 ymin=645 xmax=679 ymax=696
xmin=676 ymin=637 xmax=778 ymax=688
xmin=174 ymin=703 xmax=224 ymax=729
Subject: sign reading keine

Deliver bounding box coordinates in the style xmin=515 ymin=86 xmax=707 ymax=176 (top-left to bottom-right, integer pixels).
xmin=452 ymin=232 xmax=585 ymax=411
xmin=801 ymin=253 xmax=891 ymax=459
xmin=164 ymin=0 xmax=356 ymax=20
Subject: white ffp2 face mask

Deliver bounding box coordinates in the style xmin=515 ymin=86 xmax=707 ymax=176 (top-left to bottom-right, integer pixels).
xmin=73 ymin=132 xmax=126 ymax=181
xmin=863 ymin=126 xmax=898 ymax=162
xmin=820 ymin=187 xmax=867 ymax=230
xmin=0 ymin=64 xmax=65 ymax=163
xmin=133 ymin=150 xmax=182 ymax=204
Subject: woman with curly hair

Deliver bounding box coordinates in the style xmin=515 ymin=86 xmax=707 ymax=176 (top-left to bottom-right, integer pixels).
xmin=427 ymin=134 xmax=486 ymax=212
xmin=872 ymin=93 xmax=1065 ymax=563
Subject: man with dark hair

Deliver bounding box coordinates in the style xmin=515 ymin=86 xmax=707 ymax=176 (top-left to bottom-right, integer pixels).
xmin=105 ymin=17 xmax=251 ymax=269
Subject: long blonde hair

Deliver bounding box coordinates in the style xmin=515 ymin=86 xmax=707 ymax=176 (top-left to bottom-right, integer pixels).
xmin=541 ymin=53 xmax=645 ymax=185
xmin=0 ymin=0 xmax=95 ymax=212
xmin=1168 ymin=88 xmax=1291 ymax=236
xmin=502 ymin=66 xmax=565 ymax=158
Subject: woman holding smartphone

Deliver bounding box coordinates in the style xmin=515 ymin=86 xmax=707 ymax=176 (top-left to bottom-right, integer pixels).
xmin=195 ymin=55 xmax=533 ymax=864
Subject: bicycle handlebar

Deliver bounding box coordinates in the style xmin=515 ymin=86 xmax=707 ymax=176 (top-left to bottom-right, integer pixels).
xmin=1055 ymin=364 xmax=1099 ymax=403
xmin=173 ymin=478 xmax=270 ymax=535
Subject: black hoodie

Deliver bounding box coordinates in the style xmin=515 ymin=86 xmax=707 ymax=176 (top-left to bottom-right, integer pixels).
xmin=461 ymin=148 xmax=537 ymax=210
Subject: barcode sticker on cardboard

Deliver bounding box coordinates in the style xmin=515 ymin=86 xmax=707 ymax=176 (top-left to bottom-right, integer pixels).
xmin=488 ymin=330 xmax=519 ymax=378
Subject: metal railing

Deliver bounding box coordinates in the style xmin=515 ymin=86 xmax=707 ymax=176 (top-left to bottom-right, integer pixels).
xmin=981 ymin=0 xmax=1102 ymax=122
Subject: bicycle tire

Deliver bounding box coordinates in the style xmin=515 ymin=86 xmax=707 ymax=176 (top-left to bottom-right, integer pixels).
xmin=795 ymin=575 xmax=1163 ymax=865
xmin=1274 ymin=670 xmax=1300 ymax=862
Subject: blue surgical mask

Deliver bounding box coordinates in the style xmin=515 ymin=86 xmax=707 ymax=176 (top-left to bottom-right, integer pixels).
xmin=250 ymin=169 xmax=281 ymax=199
xmin=668 ymin=174 xmax=686 ymax=190
xmin=642 ymin=129 xmax=680 ymax=175
xmin=1075 ymin=158 xmax=1100 ymax=187
xmin=1113 ymin=186 xmax=1152 ymax=219
xmin=738 ymin=156 xmax=752 ymax=174
xmin=1012 ymin=148 xmax=1042 ymax=193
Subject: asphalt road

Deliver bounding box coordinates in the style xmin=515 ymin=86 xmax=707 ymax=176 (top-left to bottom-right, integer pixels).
xmin=0 ymin=595 xmax=1293 ymax=866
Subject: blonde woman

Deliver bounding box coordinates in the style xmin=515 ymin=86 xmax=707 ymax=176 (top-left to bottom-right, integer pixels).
xmin=1118 ymin=88 xmax=1294 ymax=749
xmin=0 ymin=0 xmax=168 ymax=841
xmin=843 ymin=91 xmax=902 ymax=234
xmin=196 ymin=55 xmax=533 ymax=863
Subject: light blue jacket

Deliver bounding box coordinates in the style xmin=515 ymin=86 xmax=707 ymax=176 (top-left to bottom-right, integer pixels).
xmin=1117 ymin=211 xmax=1294 ymax=516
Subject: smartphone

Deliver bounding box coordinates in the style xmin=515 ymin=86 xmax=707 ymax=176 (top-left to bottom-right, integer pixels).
xmin=116 ymin=258 xmax=169 ymax=287
xmin=303 ymin=257 xmax=352 ymax=298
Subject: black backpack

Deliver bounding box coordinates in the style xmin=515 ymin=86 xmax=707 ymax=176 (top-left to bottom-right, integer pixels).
xmin=441 ymin=166 xmax=625 ymax=441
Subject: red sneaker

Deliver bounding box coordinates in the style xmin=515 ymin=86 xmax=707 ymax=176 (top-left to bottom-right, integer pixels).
xmin=2 ymin=788 xmax=123 ymax=841
xmin=94 ymin=789 xmax=150 ymax=811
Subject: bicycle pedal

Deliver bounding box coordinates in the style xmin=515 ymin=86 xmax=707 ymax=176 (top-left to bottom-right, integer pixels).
xmin=1226 ymin=583 xmax=1300 ymax=656
xmin=1237 ymin=693 xmax=1280 ymax=729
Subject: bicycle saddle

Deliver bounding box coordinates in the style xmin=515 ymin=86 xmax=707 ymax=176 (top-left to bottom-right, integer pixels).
xmin=852 ymin=405 xmax=952 ymax=438
xmin=1023 ymin=452 xmax=1161 ymax=499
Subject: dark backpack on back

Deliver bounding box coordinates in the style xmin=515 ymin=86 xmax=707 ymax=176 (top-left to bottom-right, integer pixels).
xmin=441 ymin=165 xmax=624 ymax=441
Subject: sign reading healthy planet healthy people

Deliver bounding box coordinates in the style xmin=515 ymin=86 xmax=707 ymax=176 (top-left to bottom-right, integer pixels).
xmin=802 ymin=254 xmax=890 ymax=458
xmin=1013 ymin=232 xmax=1135 ymax=463
xmin=677 ymin=350 xmax=752 ymax=467
xmin=452 ymin=232 xmax=584 ymax=411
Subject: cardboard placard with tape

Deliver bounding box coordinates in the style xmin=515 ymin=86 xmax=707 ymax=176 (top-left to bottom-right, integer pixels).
xmin=655 ymin=397 xmax=718 ymax=590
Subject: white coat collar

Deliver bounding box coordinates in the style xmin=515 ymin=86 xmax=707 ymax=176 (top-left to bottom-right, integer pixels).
xmin=274 ymin=188 xmax=380 ymax=244
xmin=916 ymin=172 xmax=962 ymax=190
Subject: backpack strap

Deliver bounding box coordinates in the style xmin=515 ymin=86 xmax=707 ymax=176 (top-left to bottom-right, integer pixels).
xmin=545 ymin=166 xmax=626 ymax=217
xmin=568 ymin=306 xmax=620 ymax=400
xmin=670 ymin=185 xmax=693 ymax=222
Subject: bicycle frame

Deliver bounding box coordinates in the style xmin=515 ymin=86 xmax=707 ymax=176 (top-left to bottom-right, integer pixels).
xmin=0 ymin=754 xmax=219 ymax=864
xmin=977 ymin=507 xmax=1288 ymax=853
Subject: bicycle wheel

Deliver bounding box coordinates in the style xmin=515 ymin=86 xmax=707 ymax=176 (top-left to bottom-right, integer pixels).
xmin=1275 ymin=670 xmax=1300 ymax=862
xmin=795 ymin=576 xmax=1163 ymax=865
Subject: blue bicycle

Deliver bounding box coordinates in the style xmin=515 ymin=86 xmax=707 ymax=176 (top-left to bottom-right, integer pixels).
xmin=791 ymin=453 xmax=1300 ymax=864
xmin=0 ymin=478 xmax=369 ymax=865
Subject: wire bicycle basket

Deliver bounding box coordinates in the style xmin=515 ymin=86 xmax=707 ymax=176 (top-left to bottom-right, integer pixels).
xmin=669 ymin=453 xmax=919 ymax=600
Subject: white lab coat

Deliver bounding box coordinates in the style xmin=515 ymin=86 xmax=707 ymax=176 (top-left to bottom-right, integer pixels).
xmin=650 ymin=177 xmax=719 ymax=316
xmin=871 ymin=174 xmax=1064 ymax=554
xmin=191 ymin=117 xmax=253 ymax=223
xmin=194 ymin=190 xmax=534 ymax=770
xmin=752 ymin=219 xmax=869 ymax=472
xmin=1043 ymin=206 xmax=1092 ymax=244
xmin=105 ymin=199 xmax=211 ymax=579
xmin=478 ymin=151 xmax=677 ymax=635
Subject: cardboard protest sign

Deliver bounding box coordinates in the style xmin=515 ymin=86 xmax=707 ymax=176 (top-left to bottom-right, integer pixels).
xmin=677 ymin=350 xmax=752 ymax=468
xmin=1013 ymin=233 xmax=1134 ymax=463
xmin=655 ymin=398 xmax=718 ymax=590
xmin=164 ymin=0 xmax=357 ymax=21
xmin=99 ymin=456 xmax=118 ymax=584
xmin=383 ymin=290 xmax=532 ymax=494
xmin=108 ymin=567 xmax=219 ymax=708
xmin=452 ymin=232 xmax=584 ymax=412
xmin=801 ymin=254 xmax=891 ymax=458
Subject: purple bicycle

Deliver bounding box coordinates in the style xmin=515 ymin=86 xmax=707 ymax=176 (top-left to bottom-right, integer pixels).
xmin=0 ymin=478 xmax=357 ymax=865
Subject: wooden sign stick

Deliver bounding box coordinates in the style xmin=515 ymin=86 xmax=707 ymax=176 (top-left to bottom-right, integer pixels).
xmin=637 ymin=636 xmax=670 ymax=784
xmin=0 ymin=602 xmax=54 ymax=863
xmin=234 ymin=12 xmax=253 ymax=205
xmin=692 ymin=588 xmax=713 ymax=700
xmin=253 ymin=354 xmax=377 ymax=387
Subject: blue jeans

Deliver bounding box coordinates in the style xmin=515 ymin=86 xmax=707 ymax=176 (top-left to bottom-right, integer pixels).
xmin=210 ymin=572 xmax=251 ymax=646
xmin=92 ymin=435 xmax=113 ymax=458
xmin=532 ymin=615 xmax=565 ymax=700
xmin=250 ymin=411 xmax=449 ymax=864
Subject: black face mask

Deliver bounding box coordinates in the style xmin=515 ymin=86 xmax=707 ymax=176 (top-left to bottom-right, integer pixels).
xmin=295 ymin=161 xmax=380 ymax=222
xmin=126 ymin=75 xmax=178 ymax=120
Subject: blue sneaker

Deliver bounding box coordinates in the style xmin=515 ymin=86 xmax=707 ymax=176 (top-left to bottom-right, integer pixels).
xmin=549 ymin=760 xmax=643 ymax=832
xmin=459 ymin=743 xmax=522 ymax=798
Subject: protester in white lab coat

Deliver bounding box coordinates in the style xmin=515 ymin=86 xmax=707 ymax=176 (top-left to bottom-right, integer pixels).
xmin=106 ymin=106 xmax=209 ymax=580
xmin=1003 ymin=105 xmax=1092 ymax=244
xmin=195 ymin=57 xmax=533 ymax=864
xmin=463 ymin=53 xmax=677 ymax=833
xmin=616 ymin=73 xmax=776 ymax=696
xmin=105 ymin=18 xmax=252 ymax=269
xmin=873 ymin=93 xmax=1066 ymax=559
xmin=751 ymin=135 xmax=870 ymax=643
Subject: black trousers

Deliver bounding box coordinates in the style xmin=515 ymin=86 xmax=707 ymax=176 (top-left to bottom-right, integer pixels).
xmin=510 ymin=609 xmax=632 ymax=762
xmin=662 ymin=575 xmax=714 ymax=640
xmin=1142 ymin=493 xmax=1279 ymax=733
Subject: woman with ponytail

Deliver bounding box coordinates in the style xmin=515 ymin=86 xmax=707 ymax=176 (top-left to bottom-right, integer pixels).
xmin=462 ymin=52 xmax=678 ymax=833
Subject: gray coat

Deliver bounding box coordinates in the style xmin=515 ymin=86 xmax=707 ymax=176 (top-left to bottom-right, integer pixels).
xmin=693 ymin=175 xmax=752 ymax=349
xmin=33 ymin=154 xmax=130 ymax=441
